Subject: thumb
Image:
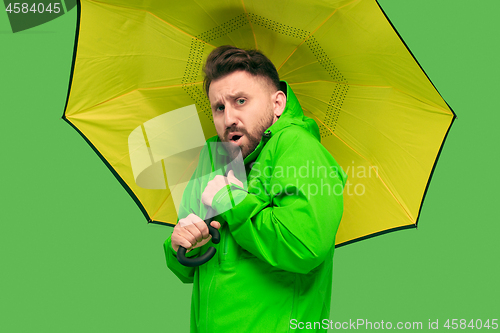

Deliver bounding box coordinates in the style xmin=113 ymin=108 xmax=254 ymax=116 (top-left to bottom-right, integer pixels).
xmin=227 ymin=169 xmax=243 ymax=188
xmin=210 ymin=221 xmax=221 ymax=229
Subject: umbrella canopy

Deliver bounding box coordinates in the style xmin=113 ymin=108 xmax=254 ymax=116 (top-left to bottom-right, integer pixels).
xmin=63 ymin=0 xmax=455 ymax=246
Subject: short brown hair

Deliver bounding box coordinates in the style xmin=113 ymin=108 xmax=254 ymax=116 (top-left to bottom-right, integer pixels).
xmin=203 ymin=45 xmax=280 ymax=96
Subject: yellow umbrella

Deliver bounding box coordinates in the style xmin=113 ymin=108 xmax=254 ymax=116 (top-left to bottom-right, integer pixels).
xmin=63 ymin=0 xmax=455 ymax=246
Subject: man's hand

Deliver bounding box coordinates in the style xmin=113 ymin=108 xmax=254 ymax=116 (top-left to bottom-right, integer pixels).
xmin=201 ymin=169 xmax=244 ymax=207
xmin=171 ymin=213 xmax=221 ymax=252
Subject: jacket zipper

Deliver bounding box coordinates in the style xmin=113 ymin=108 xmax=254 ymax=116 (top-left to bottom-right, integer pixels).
xmin=224 ymin=228 xmax=229 ymax=256
xmin=218 ymin=223 xmax=228 ymax=264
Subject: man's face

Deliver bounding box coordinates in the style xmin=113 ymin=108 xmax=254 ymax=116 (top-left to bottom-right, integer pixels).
xmin=208 ymin=70 xmax=283 ymax=159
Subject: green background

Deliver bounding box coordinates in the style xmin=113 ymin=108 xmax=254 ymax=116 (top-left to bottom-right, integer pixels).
xmin=1 ymin=1 xmax=498 ymax=331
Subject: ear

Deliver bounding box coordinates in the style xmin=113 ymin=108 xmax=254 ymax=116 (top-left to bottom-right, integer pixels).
xmin=272 ymin=90 xmax=287 ymax=122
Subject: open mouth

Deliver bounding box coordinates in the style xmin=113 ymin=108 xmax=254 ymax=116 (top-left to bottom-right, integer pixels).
xmin=231 ymin=135 xmax=242 ymax=142
xmin=228 ymin=133 xmax=243 ymax=143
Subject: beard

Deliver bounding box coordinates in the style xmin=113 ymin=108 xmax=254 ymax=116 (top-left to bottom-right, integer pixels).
xmin=219 ymin=108 xmax=274 ymax=160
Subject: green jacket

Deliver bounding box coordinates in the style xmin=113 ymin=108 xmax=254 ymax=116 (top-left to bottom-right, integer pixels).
xmin=164 ymin=82 xmax=347 ymax=332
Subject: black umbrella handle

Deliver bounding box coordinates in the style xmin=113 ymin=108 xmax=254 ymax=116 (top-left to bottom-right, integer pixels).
xmin=177 ymin=207 xmax=220 ymax=267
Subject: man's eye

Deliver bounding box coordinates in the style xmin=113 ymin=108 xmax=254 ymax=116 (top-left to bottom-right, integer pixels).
xmin=216 ymin=105 xmax=225 ymax=112
xmin=236 ymin=99 xmax=245 ymax=105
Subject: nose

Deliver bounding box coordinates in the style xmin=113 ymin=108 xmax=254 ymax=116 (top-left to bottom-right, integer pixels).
xmin=224 ymin=105 xmax=238 ymax=128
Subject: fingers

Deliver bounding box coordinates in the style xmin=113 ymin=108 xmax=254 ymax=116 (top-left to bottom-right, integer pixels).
xmin=177 ymin=214 xmax=203 ymax=243
xmin=201 ymin=177 xmax=217 ymax=206
xmin=171 ymin=224 xmax=194 ymax=252
xmin=172 ymin=214 xmax=220 ymax=252
xmin=178 ymin=213 xmax=203 ymax=227
xmin=202 ymin=175 xmax=225 ymax=206
xmin=187 ymin=221 xmax=210 ymax=240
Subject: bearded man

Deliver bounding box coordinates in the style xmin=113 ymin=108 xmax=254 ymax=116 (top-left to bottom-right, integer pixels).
xmin=164 ymin=45 xmax=347 ymax=333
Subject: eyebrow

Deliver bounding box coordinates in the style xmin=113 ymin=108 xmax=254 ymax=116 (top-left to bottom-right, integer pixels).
xmin=211 ymin=91 xmax=246 ymax=109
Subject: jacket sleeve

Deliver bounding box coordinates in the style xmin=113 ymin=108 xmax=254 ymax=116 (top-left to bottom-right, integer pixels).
xmin=211 ymin=128 xmax=347 ymax=274
xmin=164 ymin=236 xmax=201 ymax=284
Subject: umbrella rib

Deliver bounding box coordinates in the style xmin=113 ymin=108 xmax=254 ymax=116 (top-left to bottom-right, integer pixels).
xmin=70 ymin=82 xmax=203 ymax=116
xmin=276 ymin=0 xmax=359 ymax=72
xmin=280 ymin=60 xmax=319 ymax=78
xmin=192 ymin=1 xmax=238 ymax=47
xmin=240 ymin=0 xmax=258 ymax=50
xmin=289 ymin=80 xmax=452 ymax=115
xmin=86 ymin=0 xmax=216 ymax=48
xmin=304 ymin=108 xmax=416 ymax=224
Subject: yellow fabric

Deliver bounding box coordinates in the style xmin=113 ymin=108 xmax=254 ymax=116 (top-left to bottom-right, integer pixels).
xmin=65 ymin=0 xmax=454 ymax=245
